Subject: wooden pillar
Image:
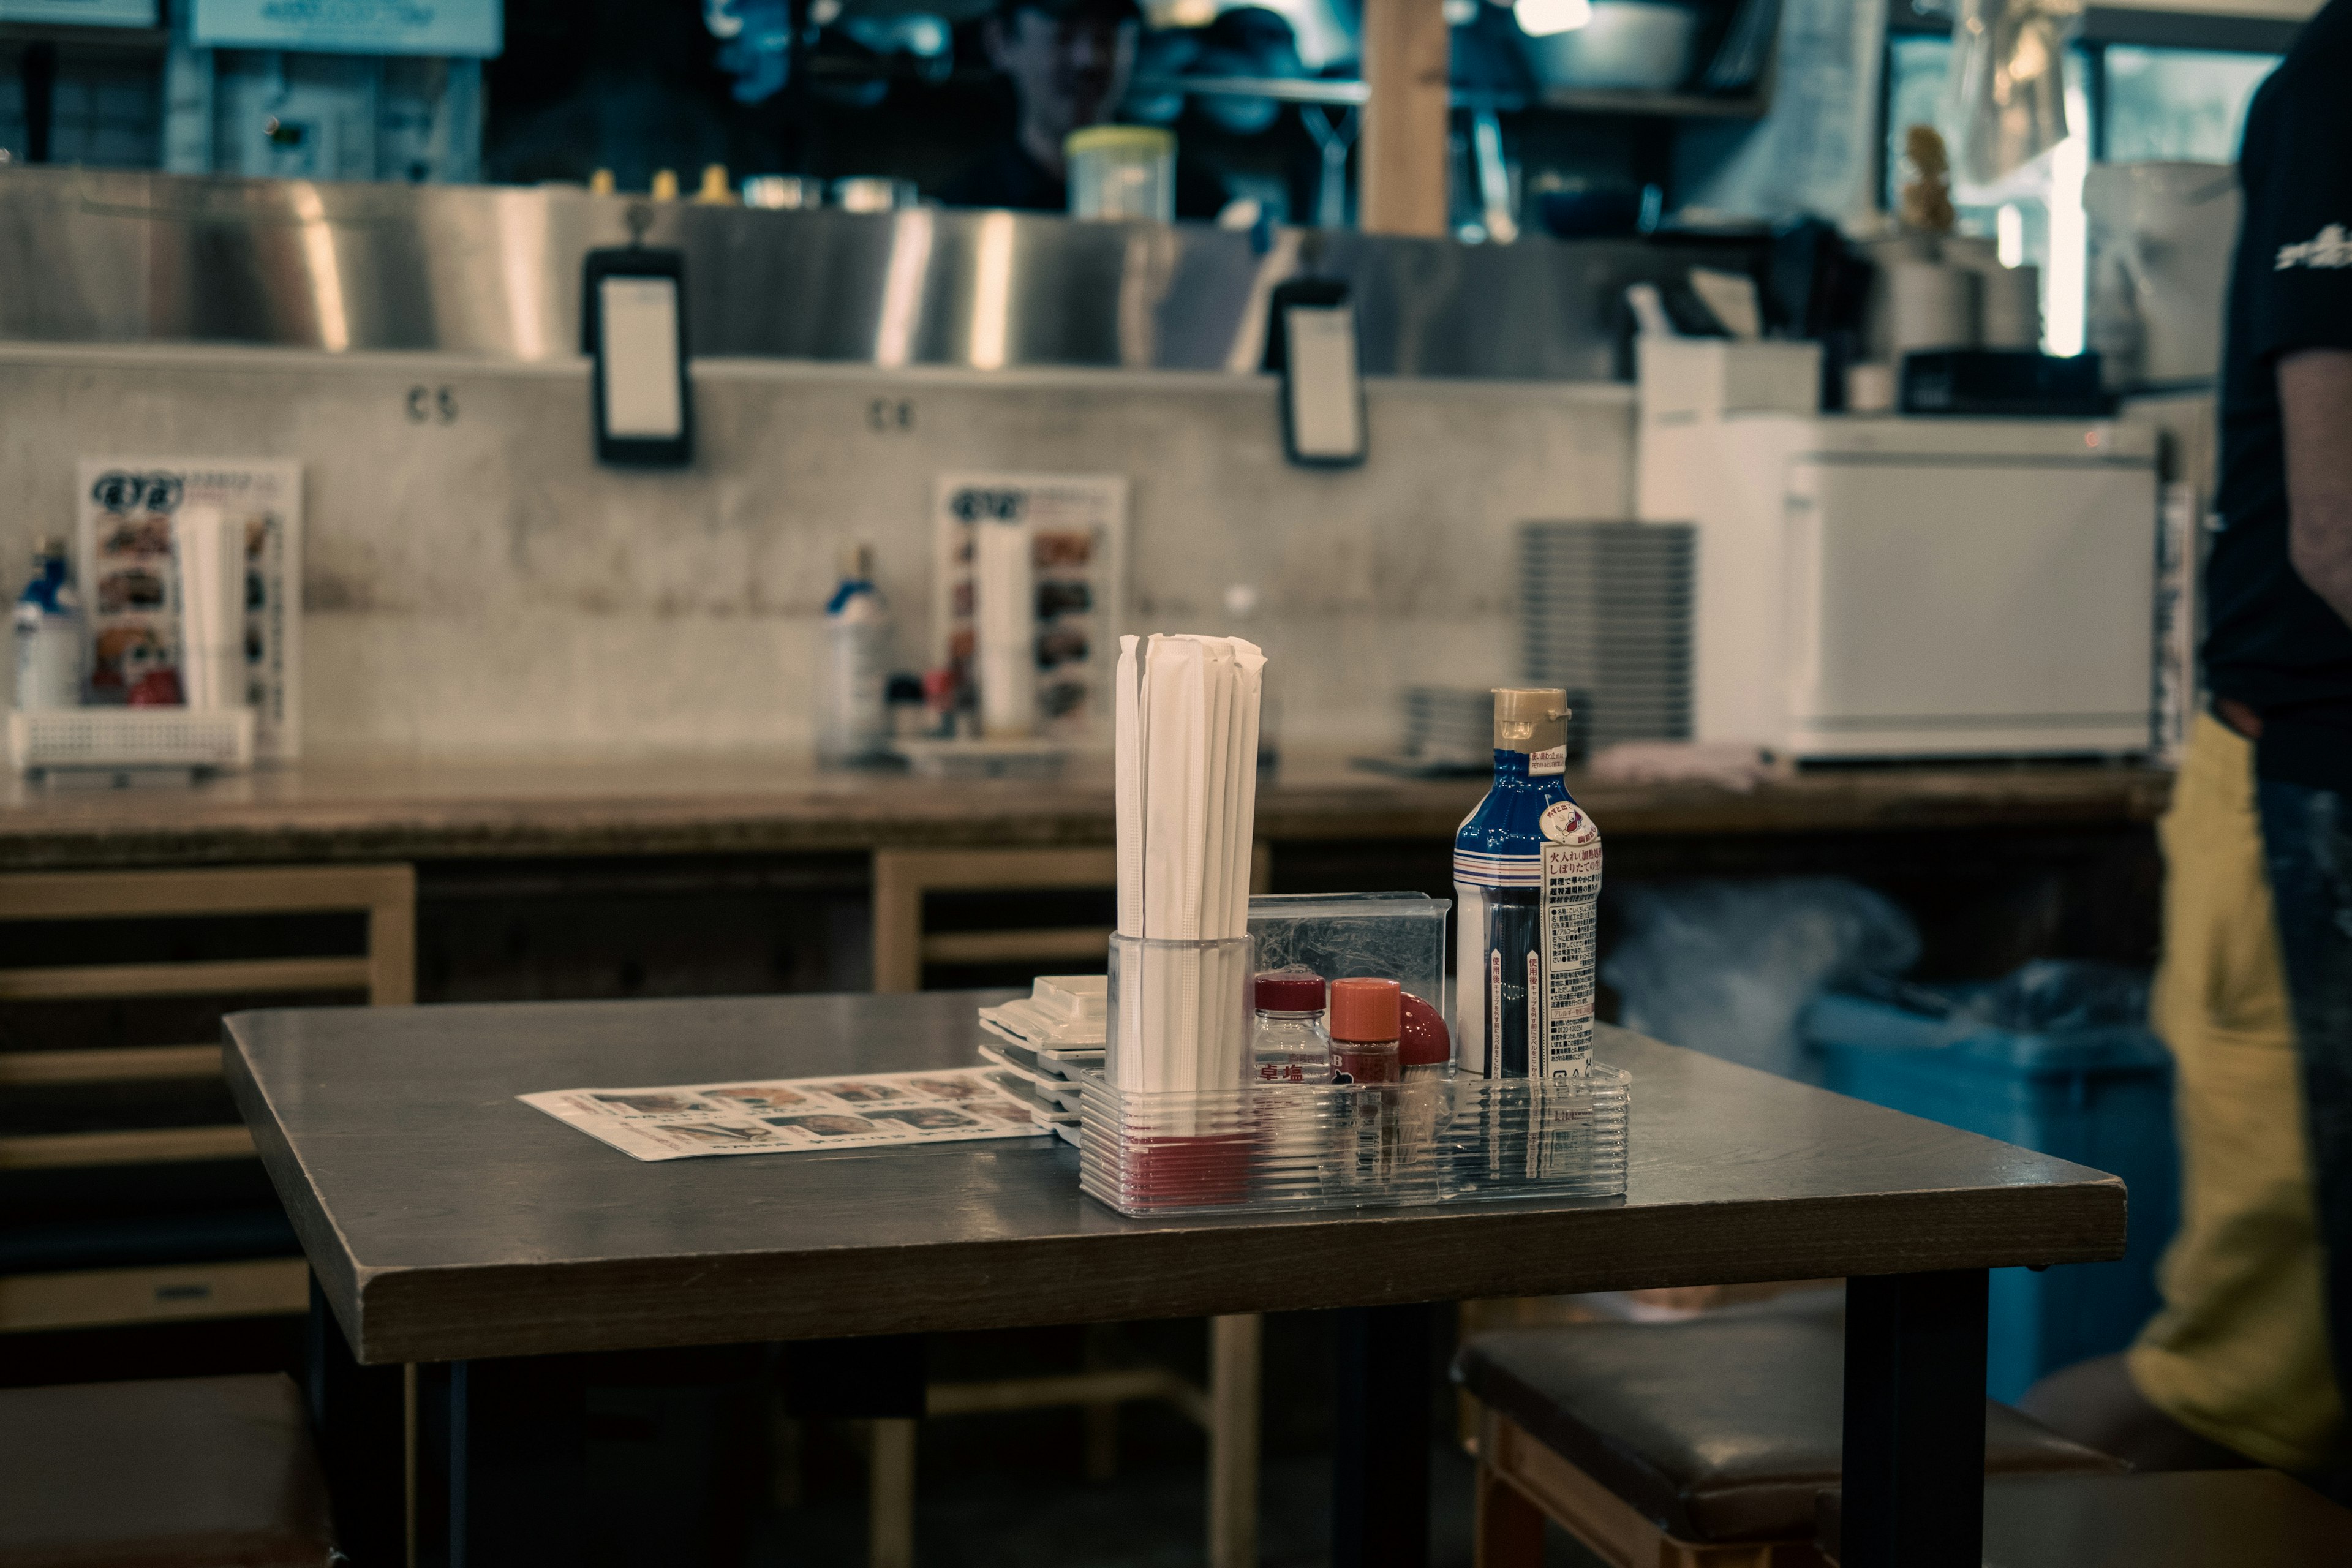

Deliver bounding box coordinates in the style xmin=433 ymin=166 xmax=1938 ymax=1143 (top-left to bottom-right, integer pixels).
xmin=1359 ymin=0 xmax=1452 ymax=236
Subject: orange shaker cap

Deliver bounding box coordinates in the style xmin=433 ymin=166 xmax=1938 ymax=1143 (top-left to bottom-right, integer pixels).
xmin=1328 ymin=976 xmax=1402 ymax=1043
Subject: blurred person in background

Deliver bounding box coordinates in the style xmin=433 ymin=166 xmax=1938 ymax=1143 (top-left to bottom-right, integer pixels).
xmin=941 ymin=0 xmax=1226 ymax=217
xmin=2025 ymin=0 xmax=2352 ymax=1491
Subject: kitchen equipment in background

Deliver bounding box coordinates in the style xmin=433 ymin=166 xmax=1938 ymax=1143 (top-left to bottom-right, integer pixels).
xmin=1889 ymin=260 xmax=1978 ymax=356
xmin=1845 ymin=362 xmax=1899 ymax=413
xmin=1637 ymin=336 xmax=1821 ymax=420
xmin=1535 ymin=181 xmax=1648 ymax=239
xmin=1517 ymin=0 xmax=1700 ymax=91
xmin=1945 ymin=0 xmax=2076 ymax=186
xmin=2084 ymin=162 xmax=2238 ymax=390
xmin=1299 ymin=105 xmax=1359 ymax=230
xmin=1700 ymin=0 xmax=1779 ymax=92
xmin=1468 ymin=110 xmax=1520 ymax=245
xmin=1519 ymin=522 xmax=1695 ymax=752
xmin=1900 ymin=349 xmax=2106 ymax=417
xmin=0 ymin=165 xmax=1778 ymax=381
xmin=830 ymin=178 xmax=919 ymax=213
xmin=1856 ymin=232 xmax=2007 ymax=365
xmin=1637 ymin=385 xmax=2160 ymax=759
xmin=1065 ymin=127 xmax=1176 ymax=223
xmin=1978 ymin=264 xmax=2043 ymax=351
xmin=740 ymin=174 xmax=826 ymax=209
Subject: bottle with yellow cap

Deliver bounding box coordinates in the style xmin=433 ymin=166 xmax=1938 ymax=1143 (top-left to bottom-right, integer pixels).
xmin=1452 ymin=688 xmax=1603 ymax=1080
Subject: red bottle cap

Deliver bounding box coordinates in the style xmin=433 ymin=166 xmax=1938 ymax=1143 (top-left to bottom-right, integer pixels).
xmin=1254 ymin=969 xmax=1327 ymax=1012
xmin=1328 ymin=977 xmax=1402 ymax=1043
xmin=1399 ymin=992 xmax=1452 ymax=1067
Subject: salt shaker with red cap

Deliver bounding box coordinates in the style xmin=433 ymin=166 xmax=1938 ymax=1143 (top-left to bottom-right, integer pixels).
xmin=1251 ymin=968 xmax=1332 ymax=1084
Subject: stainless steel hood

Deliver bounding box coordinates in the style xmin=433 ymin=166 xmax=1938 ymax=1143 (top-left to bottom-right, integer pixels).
xmin=0 ymin=166 xmax=1745 ymax=380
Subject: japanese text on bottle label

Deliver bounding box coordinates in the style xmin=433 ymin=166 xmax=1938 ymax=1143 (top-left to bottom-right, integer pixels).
xmin=1539 ymin=837 xmax=1602 ymax=1080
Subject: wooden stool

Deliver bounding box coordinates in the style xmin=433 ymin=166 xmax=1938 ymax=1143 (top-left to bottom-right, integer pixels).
xmin=1815 ymin=1470 xmax=2352 ymax=1565
xmin=1455 ymin=1312 xmax=2127 ymax=1568
xmin=0 ymin=1373 xmax=336 ymax=1566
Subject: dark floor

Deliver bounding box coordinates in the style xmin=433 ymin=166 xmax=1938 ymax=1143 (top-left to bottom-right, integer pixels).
xmin=737 ymin=1433 xmax=1602 ymax=1568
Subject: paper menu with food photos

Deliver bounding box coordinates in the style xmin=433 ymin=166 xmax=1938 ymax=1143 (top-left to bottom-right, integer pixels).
xmin=76 ymin=458 xmax=304 ymax=758
xmin=932 ymin=473 xmax=1127 ymax=739
xmin=521 ymin=1066 xmax=1048 ymax=1161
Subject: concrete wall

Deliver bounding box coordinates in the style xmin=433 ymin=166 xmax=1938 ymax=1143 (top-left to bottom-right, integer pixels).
xmin=0 ymin=344 xmax=1634 ymax=760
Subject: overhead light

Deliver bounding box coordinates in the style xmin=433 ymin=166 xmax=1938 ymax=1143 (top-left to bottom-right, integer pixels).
xmin=1513 ymin=0 xmax=1592 ymax=37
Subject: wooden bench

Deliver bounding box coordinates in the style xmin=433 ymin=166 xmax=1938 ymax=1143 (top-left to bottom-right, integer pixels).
xmin=1455 ymin=1310 xmax=2128 ymax=1568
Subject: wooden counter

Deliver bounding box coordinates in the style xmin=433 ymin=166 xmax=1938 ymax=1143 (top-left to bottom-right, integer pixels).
xmin=0 ymin=753 xmax=2173 ymax=871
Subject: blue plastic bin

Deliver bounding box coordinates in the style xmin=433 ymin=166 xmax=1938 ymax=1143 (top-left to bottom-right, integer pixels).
xmin=1800 ymin=988 xmax=2179 ymax=1403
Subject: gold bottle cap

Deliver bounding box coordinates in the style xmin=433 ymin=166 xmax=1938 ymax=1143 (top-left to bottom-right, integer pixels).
xmin=650 ymin=168 xmax=680 ymax=202
xmin=1491 ymin=687 xmax=1570 ymax=753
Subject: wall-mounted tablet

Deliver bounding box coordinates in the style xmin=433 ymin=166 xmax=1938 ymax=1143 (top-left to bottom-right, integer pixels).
xmin=1262 ymin=277 xmax=1366 ymax=469
xmin=583 ymin=247 xmax=693 ymax=467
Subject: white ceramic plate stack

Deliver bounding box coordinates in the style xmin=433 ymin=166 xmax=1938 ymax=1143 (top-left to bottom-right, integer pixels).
xmin=1401 ymin=686 xmax=1498 ymax=769
xmin=1520 ymin=522 xmax=1694 ymax=751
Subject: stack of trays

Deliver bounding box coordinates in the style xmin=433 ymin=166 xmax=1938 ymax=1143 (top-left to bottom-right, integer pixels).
xmin=1401 ymin=687 xmax=1498 ymax=769
xmin=978 ymin=976 xmax=1104 ymax=1134
xmin=1520 ymin=522 xmax=1695 ymax=751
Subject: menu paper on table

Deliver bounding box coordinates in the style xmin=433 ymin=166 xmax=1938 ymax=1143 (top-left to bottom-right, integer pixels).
xmin=520 ymin=1066 xmax=1047 ymax=1161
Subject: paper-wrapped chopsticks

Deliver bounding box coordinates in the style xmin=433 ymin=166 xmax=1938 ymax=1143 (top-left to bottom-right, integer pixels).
xmin=1111 ymin=633 xmax=1265 ymax=1091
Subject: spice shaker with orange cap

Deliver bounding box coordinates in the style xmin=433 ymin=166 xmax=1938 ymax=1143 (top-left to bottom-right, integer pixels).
xmin=1329 ymin=978 xmax=1403 ymax=1085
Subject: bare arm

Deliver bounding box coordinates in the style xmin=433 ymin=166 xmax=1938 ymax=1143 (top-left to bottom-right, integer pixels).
xmin=2283 ymin=349 xmax=2352 ymax=628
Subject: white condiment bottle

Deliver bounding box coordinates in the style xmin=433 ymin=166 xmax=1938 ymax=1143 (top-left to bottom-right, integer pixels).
xmin=818 ymin=543 xmax=892 ymax=765
xmin=12 ymin=536 xmax=83 ymax=712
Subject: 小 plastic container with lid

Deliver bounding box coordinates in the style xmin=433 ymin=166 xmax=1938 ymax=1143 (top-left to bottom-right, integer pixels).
xmin=1064 ymin=126 xmax=1176 ymax=222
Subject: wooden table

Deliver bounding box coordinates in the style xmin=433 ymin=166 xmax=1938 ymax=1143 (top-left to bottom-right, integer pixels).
xmin=228 ymin=992 xmax=2126 ymax=1568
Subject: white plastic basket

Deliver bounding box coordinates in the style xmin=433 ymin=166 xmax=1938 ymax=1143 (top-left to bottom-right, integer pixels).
xmin=9 ymin=708 xmax=256 ymax=774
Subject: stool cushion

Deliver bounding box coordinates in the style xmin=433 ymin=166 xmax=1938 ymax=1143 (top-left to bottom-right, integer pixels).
xmin=0 ymin=1374 xmax=335 ymax=1567
xmin=1453 ymin=1314 xmax=2125 ymax=1542
xmin=1817 ymin=1470 xmax=2352 ymax=1564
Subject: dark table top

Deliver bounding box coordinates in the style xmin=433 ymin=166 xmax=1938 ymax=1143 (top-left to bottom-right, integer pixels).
xmin=227 ymin=992 xmax=2128 ymax=1366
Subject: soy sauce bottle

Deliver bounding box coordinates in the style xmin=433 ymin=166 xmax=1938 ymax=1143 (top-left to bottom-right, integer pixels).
xmin=1450 ymin=688 xmax=1602 ymax=1079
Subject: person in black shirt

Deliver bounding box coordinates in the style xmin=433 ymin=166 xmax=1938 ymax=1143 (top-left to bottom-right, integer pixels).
xmin=940 ymin=0 xmax=1226 ymax=219
xmin=2029 ymin=0 xmax=2352 ymax=1479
